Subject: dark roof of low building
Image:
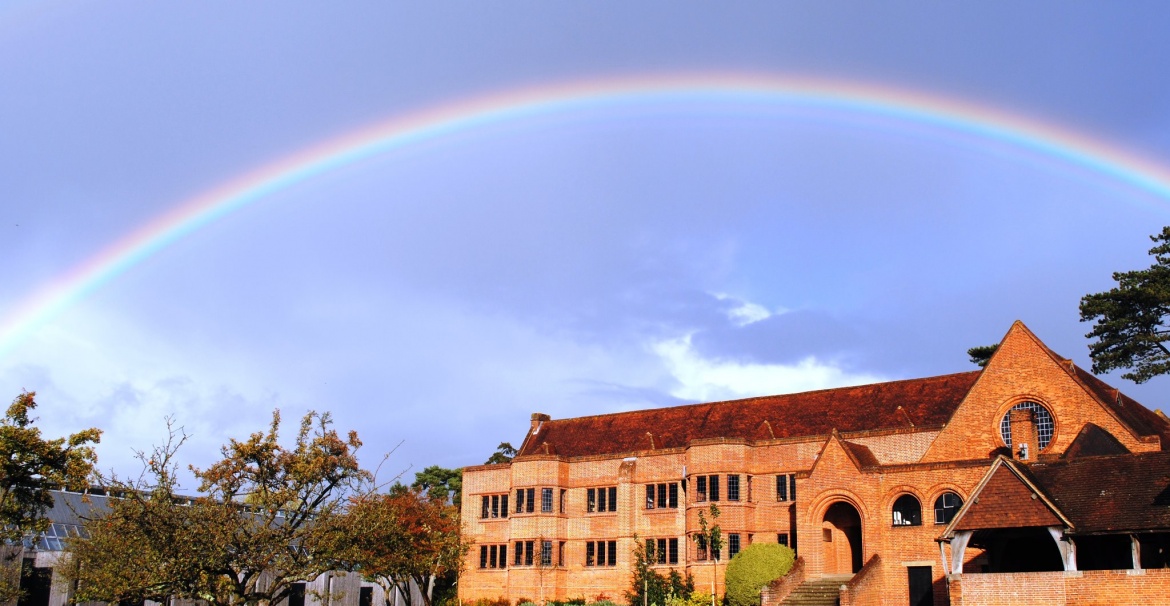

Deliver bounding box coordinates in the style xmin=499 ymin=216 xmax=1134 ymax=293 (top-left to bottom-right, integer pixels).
xmin=518 ymin=371 xmax=982 ymax=458
xmin=1029 ymin=451 xmax=1170 ymax=534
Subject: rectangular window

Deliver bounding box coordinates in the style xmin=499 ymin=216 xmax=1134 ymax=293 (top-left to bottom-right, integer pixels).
xmin=541 ymin=540 xmax=553 ymax=566
xmin=646 ymin=538 xmax=656 ymax=561
xmin=727 ymin=475 xmax=740 ymax=501
xmin=480 ymin=545 xmax=488 ymax=568
xmin=647 ymin=483 xmax=679 ymax=509
xmin=516 ymin=489 xmax=524 ymax=513
xmin=696 ymin=476 xmax=707 ymax=502
xmin=542 ymin=488 xmax=554 ymax=513
xmin=514 ymin=541 xmax=535 ymax=566
xmin=729 ymin=534 xmax=741 ymax=558
xmin=777 ymin=533 xmax=789 ymax=547
xmin=481 ymin=495 xmax=507 ymax=519
xmin=589 ymin=486 xmax=617 ymax=512
xmin=656 ymin=538 xmax=667 ymax=564
xmin=747 ymin=476 xmax=753 ymax=502
xmin=696 ymin=535 xmax=708 ymax=561
xmin=560 ymin=489 xmax=567 ymax=514
xmin=669 ymin=538 xmax=679 ymax=564
xmin=709 ymin=475 xmax=720 ymax=502
xmin=559 ymin=541 xmax=566 ymax=567
xmin=586 ymin=540 xmax=617 ymax=566
xmin=776 ymin=474 xmax=796 ymax=502
xmin=526 ymin=488 xmax=535 ymax=513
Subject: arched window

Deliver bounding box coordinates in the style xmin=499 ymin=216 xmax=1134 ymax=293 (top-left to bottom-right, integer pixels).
xmin=934 ymin=492 xmax=963 ymax=525
xmin=892 ymin=494 xmax=922 ymax=526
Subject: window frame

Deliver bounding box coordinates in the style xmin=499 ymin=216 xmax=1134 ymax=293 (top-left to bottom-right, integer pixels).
xmin=480 ymin=494 xmax=508 ymax=519
xmin=934 ymin=491 xmax=963 ymax=525
xmin=892 ymin=494 xmax=923 ymax=527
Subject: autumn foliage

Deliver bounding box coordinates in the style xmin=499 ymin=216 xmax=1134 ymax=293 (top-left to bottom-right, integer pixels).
xmin=0 ymin=392 xmax=100 ymax=601
xmin=326 ymin=485 xmax=466 ymax=606
xmin=67 ymin=410 xmax=371 ymax=605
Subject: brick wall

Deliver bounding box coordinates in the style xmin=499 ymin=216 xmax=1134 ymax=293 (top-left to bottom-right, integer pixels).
xmin=950 ymin=569 xmax=1170 ymax=606
xmin=922 ymin=323 xmax=1159 ymax=464
xmin=839 ymin=554 xmax=882 ymax=606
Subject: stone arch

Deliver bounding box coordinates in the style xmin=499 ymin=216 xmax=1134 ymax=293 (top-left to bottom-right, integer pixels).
xmin=821 ymin=500 xmax=864 ymax=575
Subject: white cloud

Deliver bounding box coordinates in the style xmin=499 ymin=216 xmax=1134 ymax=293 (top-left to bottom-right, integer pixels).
xmin=652 ymin=334 xmax=887 ymax=403
xmin=712 ymin=292 xmax=781 ymax=327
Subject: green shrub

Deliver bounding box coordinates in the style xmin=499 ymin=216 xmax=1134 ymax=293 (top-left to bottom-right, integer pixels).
xmin=667 ymin=591 xmax=713 ymax=606
xmin=724 ymin=544 xmax=795 ymax=606
xmin=466 ymin=598 xmax=511 ymax=606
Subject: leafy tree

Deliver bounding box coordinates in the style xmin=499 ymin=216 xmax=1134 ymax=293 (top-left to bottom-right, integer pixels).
xmin=1080 ymin=226 xmax=1170 ymax=383
xmin=0 ymin=392 xmax=100 ymax=600
xmin=627 ymin=538 xmax=693 ymax=606
xmin=723 ymin=544 xmax=795 ymax=606
xmin=412 ymin=465 xmax=463 ymax=508
xmin=330 ymin=486 xmax=465 ymax=606
xmin=690 ymin=505 xmax=722 ymax=606
xmin=967 ymin=344 xmax=998 ymax=368
xmin=484 ymin=442 xmax=517 ymax=465
xmin=67 ymin=410 xmax=369 ymax=605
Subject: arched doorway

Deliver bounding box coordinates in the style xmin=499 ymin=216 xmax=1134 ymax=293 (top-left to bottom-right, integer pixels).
xmin=823 ymin=501 xmax=863 ymax=575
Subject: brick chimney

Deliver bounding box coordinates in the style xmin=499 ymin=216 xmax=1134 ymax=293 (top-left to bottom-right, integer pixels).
xmin=531 ymin=412 xmax=551 ymax=434
xmin=1010 ymin=408 xmax=1038 ymax=461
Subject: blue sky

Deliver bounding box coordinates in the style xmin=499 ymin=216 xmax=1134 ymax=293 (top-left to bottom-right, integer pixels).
xmin=3 ymin=2 xmax=1170 ymax=485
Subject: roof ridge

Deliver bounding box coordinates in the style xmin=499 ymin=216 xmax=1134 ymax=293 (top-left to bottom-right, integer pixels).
xmin=538 ymin=370 xmax=983 ymax=425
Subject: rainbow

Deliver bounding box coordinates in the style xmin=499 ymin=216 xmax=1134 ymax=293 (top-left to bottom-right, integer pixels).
xmin=4 ymin=72 xmax=1170 ymax=358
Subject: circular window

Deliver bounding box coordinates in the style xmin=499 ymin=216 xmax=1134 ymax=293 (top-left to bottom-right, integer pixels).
xmin=999 ymin=401 xmax=1054 ymax=450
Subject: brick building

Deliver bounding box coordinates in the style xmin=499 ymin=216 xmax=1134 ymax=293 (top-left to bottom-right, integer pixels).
xmin=459 ymin=322 xmax=1170 ymax=606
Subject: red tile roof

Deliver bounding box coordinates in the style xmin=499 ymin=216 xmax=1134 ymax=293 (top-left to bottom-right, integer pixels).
xmin=517 ymin=371 xmax=981 ymax=459
xmin=1030 ymin=451 xmax=1170 ymax=534
xmin=954 ymin=461 xmax=1064 ymax=531
xmin=1069 ymin=365 xmax=1170 ymax=444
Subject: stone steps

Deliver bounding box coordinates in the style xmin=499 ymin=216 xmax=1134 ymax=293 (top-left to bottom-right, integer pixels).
xmin=779 ymin=575 xmax=853 ymax=606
